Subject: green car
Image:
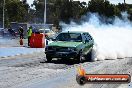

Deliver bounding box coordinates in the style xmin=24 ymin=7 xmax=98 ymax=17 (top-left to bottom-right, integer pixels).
xmin=45 ymin=31 xmax=94 ymax=62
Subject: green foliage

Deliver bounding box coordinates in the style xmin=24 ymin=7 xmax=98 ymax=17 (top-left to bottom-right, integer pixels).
xmin=32 ymin=0 xmax=88 ymax=24
xmin=6 ymin=0 xmax=29 ymax=22
xmin=0 ymin=0 xmax=132 ymax=27
xmin=88 ymin=0 xmax=118 ymax=17
xmin=0 ymin=0 xmax=4 ymax=24
xmin=32 ymin=0 xmax=44 ymax=23
xmin=32 ymin=0 xmax=131 ymax=24
xmin=127 ymin=5 xmax=132 ymax=21
xmin=0 ymin=0 xmax=29 ymax=27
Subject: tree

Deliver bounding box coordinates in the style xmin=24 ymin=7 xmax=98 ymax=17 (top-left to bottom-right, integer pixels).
xmin=88 ymin=0 xmax=115 ymax=17
xmin=32 ymin=0 xmax=45 ymax=23
xmin=1 ymin=0 xmax=131 ymax=27
xmin=0 ymin=0 xmax=30 ymax=27
xmin=32 ymin=0 xmax=88 ymax=24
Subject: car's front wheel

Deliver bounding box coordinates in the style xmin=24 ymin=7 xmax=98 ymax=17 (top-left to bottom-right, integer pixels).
xmin=85 ymin=50 xmax=93 ymax=62
xmin=76 ymin=51 xmax=84 ymax=63
xmin=46 ymin=55 xmax=52 ymax=62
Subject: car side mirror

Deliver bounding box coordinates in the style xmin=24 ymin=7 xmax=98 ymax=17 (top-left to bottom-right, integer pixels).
xmin=50 ymin=38 xmax=56 ymax=41
xmin=52 ymin=39 xmax=56 ymax=41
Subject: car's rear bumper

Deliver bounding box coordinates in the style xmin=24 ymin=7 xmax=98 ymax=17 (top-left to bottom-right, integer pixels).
xmin=45 ymin=51 xmax=78 ymax=58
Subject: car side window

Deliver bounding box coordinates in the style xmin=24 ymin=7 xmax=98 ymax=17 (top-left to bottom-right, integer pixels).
xmin=84 ymin=33 xmax=92 ymax=41
xmin=82 ymin=33 xmax=93 ymax=43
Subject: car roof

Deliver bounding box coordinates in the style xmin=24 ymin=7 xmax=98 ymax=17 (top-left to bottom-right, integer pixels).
xmin=61 ymin=31 xmax=89 ymax=34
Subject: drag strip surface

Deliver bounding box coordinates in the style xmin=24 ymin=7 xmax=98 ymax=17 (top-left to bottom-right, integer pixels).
xmin=0 ymin=52 xmax=131 ymax=88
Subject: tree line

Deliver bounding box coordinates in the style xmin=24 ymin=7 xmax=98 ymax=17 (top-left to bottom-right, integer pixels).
xmin=0 ymin=0 xmax=132 ymax=27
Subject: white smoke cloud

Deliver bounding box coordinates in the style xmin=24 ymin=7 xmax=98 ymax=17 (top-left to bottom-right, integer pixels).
xmin=60 ymin=12 xmax=132 ymax=61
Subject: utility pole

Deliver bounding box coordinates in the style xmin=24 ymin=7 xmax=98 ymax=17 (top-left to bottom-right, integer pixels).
xmin=3 ymin=0 xmax=5 ymax=29
xmin=44 ymin=0 xmax=46 ymax=25
xmin=124 ymin=0 xmax=126 ymax=10
xmin=124 ymin=0 xmax=126 ymax=4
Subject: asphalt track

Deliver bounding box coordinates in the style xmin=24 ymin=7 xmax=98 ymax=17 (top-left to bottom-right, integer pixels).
xmin=0 ymin=52 xmax=131 ymax=88
xmin=0 ymin=38 xmax=131 ymax=88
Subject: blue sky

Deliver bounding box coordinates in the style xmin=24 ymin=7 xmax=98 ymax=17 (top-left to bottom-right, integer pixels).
xmin=27 ymin=0 xmax=34 ymax=6
xmin=27 ymin=0 xmax=132 ymax=6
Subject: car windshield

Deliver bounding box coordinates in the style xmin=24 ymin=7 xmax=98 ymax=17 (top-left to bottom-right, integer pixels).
xmin=56 ymin=33 xmax=82 ymax=42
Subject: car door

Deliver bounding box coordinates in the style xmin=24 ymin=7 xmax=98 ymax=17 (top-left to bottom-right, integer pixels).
xmin=82 ymin=33 xmax=93 ymax=55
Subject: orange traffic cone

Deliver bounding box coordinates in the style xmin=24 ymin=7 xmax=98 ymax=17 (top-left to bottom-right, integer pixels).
xmin=77 ymin=66 xmax=86 ymax=76
xmin=19 ymin=38 xmax=23 ymax=46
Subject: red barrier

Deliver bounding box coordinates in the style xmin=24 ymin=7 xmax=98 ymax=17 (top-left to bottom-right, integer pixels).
xmin=30 ymin=33 xmax=45 ymax=48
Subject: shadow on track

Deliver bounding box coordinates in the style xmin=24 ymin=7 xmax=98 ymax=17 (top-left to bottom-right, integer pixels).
xmin=40 ymin=58 xmax=86 ymax=65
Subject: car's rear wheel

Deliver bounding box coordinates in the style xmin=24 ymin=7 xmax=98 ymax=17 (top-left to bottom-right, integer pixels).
xmin=46 ymin=55 xmax=52 ymax=62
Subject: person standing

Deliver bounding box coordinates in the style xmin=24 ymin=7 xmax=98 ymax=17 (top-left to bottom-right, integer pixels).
xmin=27 ymin=26 xmax=32 ymax=46
xmin=19 ymin=26 xmax=24 ymax=39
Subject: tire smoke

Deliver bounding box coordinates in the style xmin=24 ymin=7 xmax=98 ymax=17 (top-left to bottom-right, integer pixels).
xmin=61 ymin=12 xmax=132 ymax=61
